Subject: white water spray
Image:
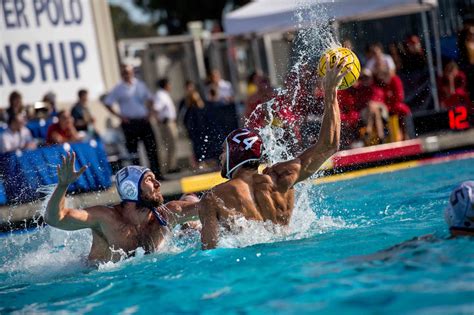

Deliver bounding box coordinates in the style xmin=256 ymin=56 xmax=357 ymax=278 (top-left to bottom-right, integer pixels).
xmin=216 ymin=1 xmax=352 ymax=248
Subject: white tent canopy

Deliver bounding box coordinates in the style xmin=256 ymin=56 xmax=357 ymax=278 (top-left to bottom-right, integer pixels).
xmin=224 ymin=0 xmax=438 ymax=35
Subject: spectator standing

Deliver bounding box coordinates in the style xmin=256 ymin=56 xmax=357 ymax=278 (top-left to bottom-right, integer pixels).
xmin=103 ymin=65 xmax=162 ymax=178
xmin=207 ymin=69 xmax=234 ymax=104
xmin=71 ymin=89 xmax=95 ymax=133
xmin=46 ymin=110 xmax=83 ymax=145
xmin=153 ymin=78 xmax=179 ymax=173
xmin=399 ymin=35 xmax=431 ymax=112
xmin=180 ymin=81 xmax=207 ymax=167
xmin=0 ymin=113 xmax=36 ymax=153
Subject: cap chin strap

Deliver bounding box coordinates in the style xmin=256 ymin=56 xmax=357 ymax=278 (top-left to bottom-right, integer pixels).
xmin=150 ymin=207 xmax=168 ymax=226
xmin=226 ymin=158 xmax=261 ymax=179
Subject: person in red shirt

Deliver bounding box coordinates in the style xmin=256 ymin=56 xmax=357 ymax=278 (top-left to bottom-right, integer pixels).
xmin=46 ymin=110 xmax=83 ymax=145
xmin=352 ymin=69 xmax=388 ymax=145
xmin=438 ymin=61 xmax=471 ymax=111
xmin=374 ymin=62 xmax=412 ymax=141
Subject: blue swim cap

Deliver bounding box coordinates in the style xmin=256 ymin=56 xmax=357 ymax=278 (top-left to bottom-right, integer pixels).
xmin=115 ymin=166 xmax=151 ymax=202
xmin=445 ymin=181 xmax=474 ymax=232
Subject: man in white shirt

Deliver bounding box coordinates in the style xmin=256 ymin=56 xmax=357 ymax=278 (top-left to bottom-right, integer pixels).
xmin=0 ymin=113 xmax=36 ymax=153
xmin=154 ymin=78 xmax=179 ymax=173
xmin=103 ymin=65 xmax=162 ymax=179
xmin=207 ymin=69 xmax=234 ymax=104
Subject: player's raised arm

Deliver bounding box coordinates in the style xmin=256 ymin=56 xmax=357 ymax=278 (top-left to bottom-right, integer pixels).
xmin=269 ymin=55 xmax=351 ymax=190
xmin=295 ymin=55 xmax=350 ymax=181
xmin=45 ymin=152 xmax=101 ymax=231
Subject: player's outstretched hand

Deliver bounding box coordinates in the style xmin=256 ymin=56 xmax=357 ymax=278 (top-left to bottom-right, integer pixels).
xmin=57 ymin=151 xmax=87 ymax=187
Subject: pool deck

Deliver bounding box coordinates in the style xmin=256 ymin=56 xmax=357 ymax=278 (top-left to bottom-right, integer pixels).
xmin=1 ymin=129 xmax=474 ymax=231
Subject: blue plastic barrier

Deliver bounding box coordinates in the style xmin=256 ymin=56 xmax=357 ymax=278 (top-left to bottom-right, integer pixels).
xmin=0 ymin=140 xmax=112 ymax=205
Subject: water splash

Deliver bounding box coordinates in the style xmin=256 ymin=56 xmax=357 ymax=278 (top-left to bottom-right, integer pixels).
xmin=228 ymin=1 xmax=345 ymax=247
xmin=0 ymin=228 xmax=91 ymax=282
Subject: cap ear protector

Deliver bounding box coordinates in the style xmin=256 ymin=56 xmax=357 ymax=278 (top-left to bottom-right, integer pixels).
xmin=115 ymin=166 xmax=150 ymax=202
xmin=222 ymin=128 xmax=263 ymax=179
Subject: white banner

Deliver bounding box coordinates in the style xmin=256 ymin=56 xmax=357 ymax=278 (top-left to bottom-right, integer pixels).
xmin=0 ymin=0 xmax=105 ymax=107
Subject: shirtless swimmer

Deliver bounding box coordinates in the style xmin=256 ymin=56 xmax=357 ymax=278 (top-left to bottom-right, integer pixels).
xmin=197 ymin=55 xmax=351 ymax=249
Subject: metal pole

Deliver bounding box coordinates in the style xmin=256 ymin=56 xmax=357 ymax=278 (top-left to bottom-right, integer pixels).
xmin=430 ymin=8 xmax=443 ymax=77
xmin=263 ymin=34 xmax=277 ymax=87
xmin=192 ymin=37 xmax=207 ymax=81
xmin=421 ymin=10 xmax=440 ymax=111
xmin=251 ymin=35 xmax=263 ymax=72
xmin=226 ymin=37 xmax=241 ymax=101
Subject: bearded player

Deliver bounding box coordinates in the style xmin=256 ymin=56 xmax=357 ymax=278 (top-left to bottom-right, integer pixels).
xmin=45 ymin=154 xmax=199 ymax=263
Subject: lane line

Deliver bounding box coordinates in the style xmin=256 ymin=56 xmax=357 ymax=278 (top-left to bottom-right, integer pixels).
xmin=315 ymin=152 xmax=474 ymax=184
xmin=180 ymin=154 xmax=474 ymax=192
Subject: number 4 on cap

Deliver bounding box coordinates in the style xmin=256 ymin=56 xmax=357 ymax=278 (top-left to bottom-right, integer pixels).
xmin=232 ymin=129 xmax=258 ymax=150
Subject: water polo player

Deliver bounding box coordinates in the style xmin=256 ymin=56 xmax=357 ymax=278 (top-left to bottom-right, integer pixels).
xmin=45 ymin=154 xmax=199 ymax=263
xmin=445 ymin=181 xmax=474 ymax=237
xmin=197 ymin=55 xmax=352 ymax=249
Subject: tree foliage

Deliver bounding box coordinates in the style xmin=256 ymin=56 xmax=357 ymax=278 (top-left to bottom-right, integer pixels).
xmin=110 ymin=5 xmax=157 ymax=39
xmin=133 ymin=0 xmax=251 ymax=35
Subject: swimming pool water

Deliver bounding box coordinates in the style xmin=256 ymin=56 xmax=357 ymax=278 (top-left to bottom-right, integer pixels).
xmin=1 ymin=158 xmax=474 ymax=314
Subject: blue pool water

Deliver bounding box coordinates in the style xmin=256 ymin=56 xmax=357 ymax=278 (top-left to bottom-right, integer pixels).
xmin=1 ymin=158 xmax=474 ymax=314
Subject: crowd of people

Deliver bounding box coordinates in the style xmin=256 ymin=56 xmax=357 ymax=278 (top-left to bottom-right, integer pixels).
xmin=0 ymin=90 xmax=96 ymax=154
xmin=0 ymin=64 xmax=239 ymax=179
xmin=241 ymin=28 xmax=473 ymax=149
xmin=1 ymin=23 xmax=474 ymax=170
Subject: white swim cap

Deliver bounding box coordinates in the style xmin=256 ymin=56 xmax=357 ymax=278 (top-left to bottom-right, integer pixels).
xmin=115 ymin=166 xmax=151 ymax=202
xmin=445 ymin=181 xmax=474 ymax=233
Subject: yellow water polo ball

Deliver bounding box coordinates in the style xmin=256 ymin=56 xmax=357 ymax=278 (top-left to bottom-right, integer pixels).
xmin=318 ymin=47 xmax=361 ymax=90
